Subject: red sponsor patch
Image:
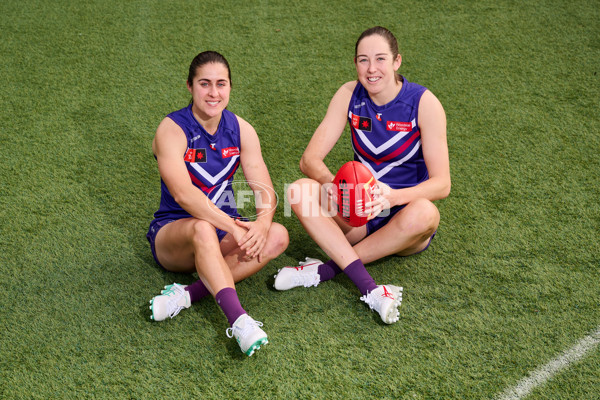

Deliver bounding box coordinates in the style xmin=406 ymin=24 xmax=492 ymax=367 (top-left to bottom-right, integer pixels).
xmin=386 ymin=121 xmax=412 ymax=132
xmin=184 ymin=148 xmax=207 ymax=163
xmin=350 ymin=113 xmax=372 ymax=132
xmin=221 ymin=147 xmax=240 ymax=158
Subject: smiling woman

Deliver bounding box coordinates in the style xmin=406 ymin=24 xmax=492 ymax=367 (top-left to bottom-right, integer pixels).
xmin=145 ymin=51 xmax=289 ymax=357
xmin=354 ymin=26 xmax=403 ymax=105
xmin=186 ymin=52 xmax=232 ymax=129
xmin=275 ymin=26 xmax=450 ymax=325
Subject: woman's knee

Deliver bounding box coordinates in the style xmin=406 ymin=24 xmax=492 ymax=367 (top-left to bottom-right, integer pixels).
xmin=286 ymin=178 xmax=321 ymax=212
xmin=189 ymin=219 xmax=219 ymax=248
xmin=263 ymin=222 xmax=289 ymax=259
xmin=286 ymin=178 xmax=334 ymax=220
xmin=412 ymin=199 xmax=439 ymax=236
xmin=393 ymin=198 xmax=439 ymax=236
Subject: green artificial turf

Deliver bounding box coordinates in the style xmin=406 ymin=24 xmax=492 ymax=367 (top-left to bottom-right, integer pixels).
xmin=1 ymin=0 xmax=598 ymax=398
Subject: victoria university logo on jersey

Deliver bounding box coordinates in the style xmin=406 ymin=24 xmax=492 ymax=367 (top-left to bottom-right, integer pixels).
xmin=184 ymin=148 xmax=207 ymax=163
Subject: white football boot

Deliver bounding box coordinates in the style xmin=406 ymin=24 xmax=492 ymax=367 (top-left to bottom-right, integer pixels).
xmin=273 ymin=257 xmax=322 ymax=291
xmin=226 ymin=314 xmax=268 ymax=356
xmin=360 ymin=285 xmax=403 ymax=324
xmin=149 ymin=283 xmax=191 ymax=321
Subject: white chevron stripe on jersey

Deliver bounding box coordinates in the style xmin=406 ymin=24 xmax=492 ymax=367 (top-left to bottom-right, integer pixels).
xmin=349 ymin=111 xmax=415 ymax=155
xmin=208 ymin=180 xmax=229 ymax=204
xmin=190 ymin=155 xmax=239 ymax=186
xmin=354 ymin=141 xmax=422 ymax=181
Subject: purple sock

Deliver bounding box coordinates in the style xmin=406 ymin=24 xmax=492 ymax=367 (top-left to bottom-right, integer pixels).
xmin=343 ymin=259 xmax=378 ymax=296
xmin=215 ymin=287 xmax=246 ymax=327
xmin=185 ymin=280 xmax=210 ymax=303
xmin=317 ymin=260 xmax=343 ymax=282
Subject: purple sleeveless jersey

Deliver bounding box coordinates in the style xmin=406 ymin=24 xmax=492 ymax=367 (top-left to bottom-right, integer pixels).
xmin=348 ymin=77 xmax=428 ymax=189
xmin=152 ymin=104 xmax=241 ymax=223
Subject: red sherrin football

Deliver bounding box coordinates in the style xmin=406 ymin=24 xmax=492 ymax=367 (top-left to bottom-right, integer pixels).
xmin=333 ymin=161 xmax=376 ymax=227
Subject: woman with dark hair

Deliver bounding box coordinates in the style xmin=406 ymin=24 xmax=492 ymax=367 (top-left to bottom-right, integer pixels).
xmin=147 ymin=51 xmax=288 ymax=356
xmin=275 ymin=27 xmax=450 ymax=324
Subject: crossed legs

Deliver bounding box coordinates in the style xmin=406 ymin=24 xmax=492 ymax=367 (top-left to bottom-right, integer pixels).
xmin=155 ymin=218 xmax=289 ymax=294
xmin=288 ymin=178 xmax=439 ymax=267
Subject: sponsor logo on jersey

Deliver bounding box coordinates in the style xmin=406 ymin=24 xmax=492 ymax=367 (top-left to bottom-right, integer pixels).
xmin=221 ymin=147 xmax=240 ymax=158
xmin=184 ymin=148 xmax=207 ymax=163
xmin=350 ymin=113 xmax=372 ymax=132
xmin=353 ymin=101 xmax=366 ymax=109
xmin=376 ymin=113 xmax=382 ymax=121
xmin=210 ymin=143 xmax=217 ymax=151
xmin=386 ymin=120 xmax=412 ymax=132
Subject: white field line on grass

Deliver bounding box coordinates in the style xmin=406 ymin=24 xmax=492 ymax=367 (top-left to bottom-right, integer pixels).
xmin=494 ymin=324 xmax=600 ymax=400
